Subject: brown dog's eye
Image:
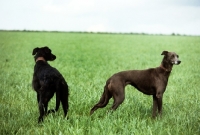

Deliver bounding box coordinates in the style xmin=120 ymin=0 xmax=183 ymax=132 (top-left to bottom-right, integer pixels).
xmin=177 ymin=55 xmax=179 ymax=58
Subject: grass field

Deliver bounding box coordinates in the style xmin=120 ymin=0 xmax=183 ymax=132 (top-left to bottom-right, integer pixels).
xmin=0 ymin=31 xmax=200 ymax=135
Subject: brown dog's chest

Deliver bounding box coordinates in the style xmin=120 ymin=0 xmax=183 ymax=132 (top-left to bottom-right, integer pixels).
xmin=125 ymin=69 xmax=169 ymax=95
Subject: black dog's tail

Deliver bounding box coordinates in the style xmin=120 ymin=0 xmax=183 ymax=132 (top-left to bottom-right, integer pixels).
xmin=90 ymin=85 xmax=112 ymax=115
xmin=60 ymin=79 xmax=69 ymax=117
xmin=53 ymin=78 xmax=69 ymax=117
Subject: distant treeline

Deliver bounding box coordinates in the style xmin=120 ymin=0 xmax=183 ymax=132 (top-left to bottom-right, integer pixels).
xmin=0 ymin=29 xmax=195 ymax=36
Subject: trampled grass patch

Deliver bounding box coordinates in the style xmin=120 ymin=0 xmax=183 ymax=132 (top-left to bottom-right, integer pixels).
xmin=0 ymin=31 xmax=200 ymax=134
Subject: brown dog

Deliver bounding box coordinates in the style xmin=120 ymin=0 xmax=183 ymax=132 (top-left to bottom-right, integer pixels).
xmin=90 ymin=51 xmax=181 ymax=117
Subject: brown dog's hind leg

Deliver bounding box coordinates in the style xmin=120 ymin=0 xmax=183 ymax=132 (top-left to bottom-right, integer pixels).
xmin=90 ymin=86 xmax=112 ymax=115
xmin=110 ymin=87 xmax=125 ymax=110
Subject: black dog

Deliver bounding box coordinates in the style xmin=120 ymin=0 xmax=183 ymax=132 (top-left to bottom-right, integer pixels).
xmin=90 ymin=51 xmax=181 ymax=118
xmin=32 ymin=46 xmax=69 ymax=123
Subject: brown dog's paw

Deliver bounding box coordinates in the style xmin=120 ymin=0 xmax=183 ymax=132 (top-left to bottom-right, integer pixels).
xmin=90 ymin=110 xmax=94 ymax=115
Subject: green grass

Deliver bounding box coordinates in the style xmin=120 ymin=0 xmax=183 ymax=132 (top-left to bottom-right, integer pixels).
xmin=0 ymin=31 xmax=200 ymax=135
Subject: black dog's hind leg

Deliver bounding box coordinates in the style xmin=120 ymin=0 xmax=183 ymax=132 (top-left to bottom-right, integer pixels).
xmin=47 ymin=81 xmax=69 ymax=118
xmin=47 ymin=94 xmax=60 ymax=114
xmin=47 ymin=82 xmax=61 ymax=114
xmin=47 ymin=90 xmax=61 ymax=114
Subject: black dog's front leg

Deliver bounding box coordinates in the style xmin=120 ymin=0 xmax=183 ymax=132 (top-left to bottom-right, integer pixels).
xmin=38 ymin=101 xmax=45 ymax=123
xmin=37 ymin=93 xmax=40 ymax=103
xmin=55 ymin=91 xmax=61 ymax=111
xmin=38 ymin=92 xmax=49 ymax=123
xmin=37 ymin=93 xmax=44 ymax=123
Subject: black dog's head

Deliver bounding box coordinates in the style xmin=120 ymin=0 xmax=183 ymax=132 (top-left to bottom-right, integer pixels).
xmin=161 ymin=51 xmax=181 ymax=65
xmin=32 ymin=46 xmax=56 ymax=62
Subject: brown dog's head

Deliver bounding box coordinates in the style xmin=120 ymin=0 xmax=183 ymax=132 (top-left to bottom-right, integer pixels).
xmin=161 ymin=51 xmax=181 ymax=65
xmin=32 ymin=46 xmax=56 ymax=62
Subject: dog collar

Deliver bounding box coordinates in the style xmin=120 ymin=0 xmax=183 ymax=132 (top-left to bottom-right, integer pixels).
xmin=160 ymin=64 xmax=171 ymax=72
xmin=36 ymin=57 xmax=46 ymax=62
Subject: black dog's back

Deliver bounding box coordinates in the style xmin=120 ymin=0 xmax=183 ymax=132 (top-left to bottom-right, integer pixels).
xmin=32 ymin=47 xmax=69 ymax=123
xmin=33 ymin=61 xmax=64 ymax=88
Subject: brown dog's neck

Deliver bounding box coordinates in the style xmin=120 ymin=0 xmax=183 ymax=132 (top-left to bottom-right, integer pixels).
xmin=36 ymin=57 xmax=46 ymax=62
xmin=160 ymin=64 xmax=171 ymax=72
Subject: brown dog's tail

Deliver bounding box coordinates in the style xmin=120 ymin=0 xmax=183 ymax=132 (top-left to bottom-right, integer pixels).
xmin=90 ymin=85 xmax=112 ymax=115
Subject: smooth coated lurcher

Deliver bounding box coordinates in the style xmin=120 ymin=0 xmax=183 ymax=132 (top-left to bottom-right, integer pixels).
xmin=90 ymin=51 xmax=181 ymax=118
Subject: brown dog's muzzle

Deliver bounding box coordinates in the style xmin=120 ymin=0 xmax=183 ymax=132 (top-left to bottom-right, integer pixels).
xmin=177 ymin=60 xmax=181 ymax=64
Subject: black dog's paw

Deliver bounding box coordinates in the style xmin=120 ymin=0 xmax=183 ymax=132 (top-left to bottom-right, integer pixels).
xmin=47 ymin=109 xmax=56 ymax=114
xmin=38 ymin=116 xmax=43 ymax=123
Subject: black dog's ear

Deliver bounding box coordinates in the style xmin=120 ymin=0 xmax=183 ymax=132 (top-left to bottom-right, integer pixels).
xmin=161 ymin=51 xmax=168 ymax=55
xmin=32 ymin=47 xmax=39 ymax=55
xmin=44 ymin=46 xmax=51 ymax=53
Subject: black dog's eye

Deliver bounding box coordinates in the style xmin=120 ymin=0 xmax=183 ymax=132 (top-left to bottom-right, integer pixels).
xmin=171 ymin=55 xmax=174 ymax=58
xmin=177 ymin=55 xmax=179 ymax=58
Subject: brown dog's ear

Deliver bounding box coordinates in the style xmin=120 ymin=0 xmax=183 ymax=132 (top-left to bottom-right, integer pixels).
xmin=161 ymin=51 xmax=168 ymax=55
xmin=32 ymin=47 xmax=39 ymax=55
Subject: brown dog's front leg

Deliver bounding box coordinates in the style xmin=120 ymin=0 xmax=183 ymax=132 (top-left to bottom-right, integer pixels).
xmin=157 ymin=97 xmax=163 ymax=116
xmin=152 ymin=93 xmax=163 ymax=118
xmin=156 ymin=92 xmax=163 ymax=116
xmin=152 ymin=95 xmax=158 ymax=118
